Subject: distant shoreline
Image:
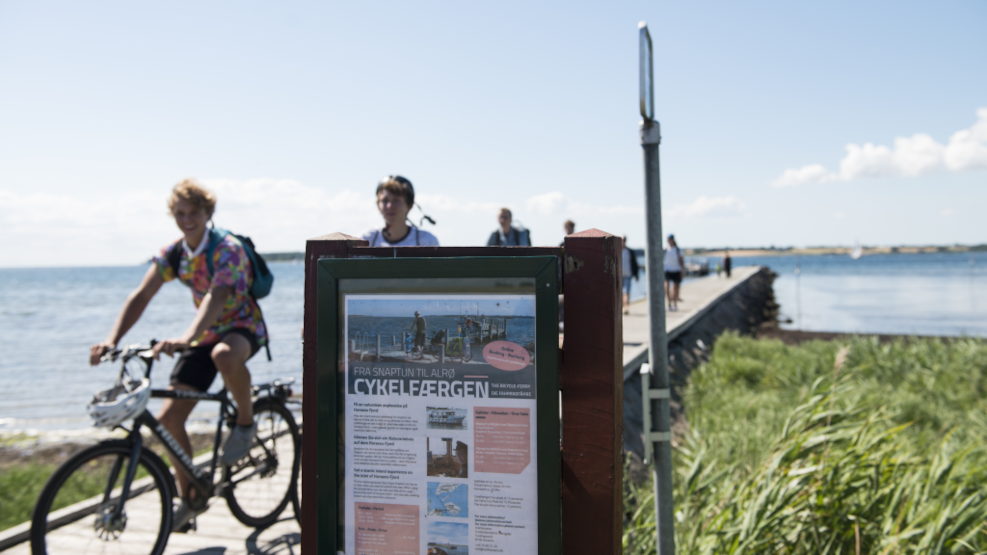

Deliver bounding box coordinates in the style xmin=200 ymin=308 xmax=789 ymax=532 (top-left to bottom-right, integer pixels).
xmin=261 ymin=244 xmax=986 ymax=263
xmin=691 ymin=245 xmax=986 ymax=258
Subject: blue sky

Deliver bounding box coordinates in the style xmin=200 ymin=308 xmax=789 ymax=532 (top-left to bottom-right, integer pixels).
xmin=428 ymin=521 xmax=468 ymax=545
xmin=348 ymin=296 xmax=534 ymax=318
xmin=1 ymin=1 xmax=984 ymax=267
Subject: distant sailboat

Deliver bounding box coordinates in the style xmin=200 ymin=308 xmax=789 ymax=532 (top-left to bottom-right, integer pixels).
xmin=850 ymin=242 xmax=863 ymax=260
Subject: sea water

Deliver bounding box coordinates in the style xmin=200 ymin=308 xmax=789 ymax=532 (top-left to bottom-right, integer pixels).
xmin=0 ymin=262 xmax=305 ymax=434
xmin=734 ymin=251 xmax=986 ymax=337
xmin=1 ymin=252 xmax=983 ymax=434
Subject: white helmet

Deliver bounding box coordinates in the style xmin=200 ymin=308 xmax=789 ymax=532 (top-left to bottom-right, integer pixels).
xmin=87 ymin=378 xmax=151 ymax=428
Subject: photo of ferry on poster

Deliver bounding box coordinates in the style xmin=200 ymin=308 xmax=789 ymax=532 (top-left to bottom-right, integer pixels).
xmin=341 ymin=294 xmax=541 ymax=555
xmin=345 ymin=295 xmax=537 ymax=400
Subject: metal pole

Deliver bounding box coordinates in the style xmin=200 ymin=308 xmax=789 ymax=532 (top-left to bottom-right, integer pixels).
xmin=639 ymin=20 xmax=675 ymax=555
xmin=796 ymin=256 xmax=802 ymax=331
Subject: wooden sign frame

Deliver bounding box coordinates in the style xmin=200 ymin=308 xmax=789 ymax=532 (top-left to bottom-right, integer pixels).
xmin=301 ymin=231 xmax=624 ymax=555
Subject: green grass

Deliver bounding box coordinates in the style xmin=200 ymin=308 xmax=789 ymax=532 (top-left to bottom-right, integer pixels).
xmin=0 ymin=441 xmax=213 ymax=533
xmin=0 ymin=464 xmax=60 ymax=531
xmin=624 ymin=333 xmax=987 ymax=554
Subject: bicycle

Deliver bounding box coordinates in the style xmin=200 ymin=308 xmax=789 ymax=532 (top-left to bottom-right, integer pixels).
xmin=29 ymin=342 xmax=301 ymax=555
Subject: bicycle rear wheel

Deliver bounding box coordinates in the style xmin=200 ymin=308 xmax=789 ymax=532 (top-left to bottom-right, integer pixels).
xmin=30 ymin=440 xmax=175 ymax=555
xmin=224 ymin=398 xmax=300 ymax=528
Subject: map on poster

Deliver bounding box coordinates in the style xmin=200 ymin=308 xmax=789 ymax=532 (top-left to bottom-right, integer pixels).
xmin=343 ymin=294 xmax=538 ymax=555
xmin=427 ymin=483 xmax=468 ymax=518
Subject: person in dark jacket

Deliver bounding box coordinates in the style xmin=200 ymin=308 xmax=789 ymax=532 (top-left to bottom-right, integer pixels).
xmin=622 ymin=235 xmax=640 ymax=312
xmin=487 ymin=208 xmax=531 ymax=246
xmin=559 ymin=219 xmax=575 ymax=246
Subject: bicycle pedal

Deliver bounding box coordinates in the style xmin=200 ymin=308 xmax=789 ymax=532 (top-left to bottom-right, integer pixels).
xmin=175 ymin=518 xmax=197 ymax=534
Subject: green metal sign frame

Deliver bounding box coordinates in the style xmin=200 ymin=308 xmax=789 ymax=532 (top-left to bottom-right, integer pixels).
xmin=315 ymin=256 xmax=560 ymax=555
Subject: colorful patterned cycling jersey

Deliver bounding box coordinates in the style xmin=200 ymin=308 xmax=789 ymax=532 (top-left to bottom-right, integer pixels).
xmin=152 ymin=234 xmax=268 ymax=347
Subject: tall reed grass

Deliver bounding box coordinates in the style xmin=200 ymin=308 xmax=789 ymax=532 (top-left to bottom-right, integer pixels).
xmin=624 ymin=334 xmax=987 ymax=554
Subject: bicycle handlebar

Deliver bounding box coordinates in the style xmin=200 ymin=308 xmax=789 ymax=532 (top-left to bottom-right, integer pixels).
xmin=99 ymin=341 xmax=174 ymax=364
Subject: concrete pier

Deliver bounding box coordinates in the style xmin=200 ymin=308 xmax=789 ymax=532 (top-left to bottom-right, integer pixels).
xmin=619 ymin=265 xmax=776 ymax=457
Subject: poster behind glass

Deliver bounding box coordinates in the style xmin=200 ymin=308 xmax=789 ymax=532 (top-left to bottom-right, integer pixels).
xmin=342 ymin=294 xmax=538 ymax=555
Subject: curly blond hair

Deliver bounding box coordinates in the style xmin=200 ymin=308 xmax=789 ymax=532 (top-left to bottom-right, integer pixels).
xmin=167 ymin=178 xmax=216 ymax=217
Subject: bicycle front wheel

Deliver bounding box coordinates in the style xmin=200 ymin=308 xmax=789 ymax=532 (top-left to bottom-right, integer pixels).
xmin=225 ymin=398 xmax=300 ymax=528
xmin=30 ymin=440 xmax=175 ymax=555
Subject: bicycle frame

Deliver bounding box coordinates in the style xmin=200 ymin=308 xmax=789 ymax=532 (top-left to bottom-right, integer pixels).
xmin=100 ymin=344 xmax=291 ymax=523
xmin=106 ymin=388 xmax=230 ymax=522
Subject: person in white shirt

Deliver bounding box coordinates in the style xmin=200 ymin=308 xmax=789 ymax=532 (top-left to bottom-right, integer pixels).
xmin=362 ymin=175 xmax=440 ymax=247
xmin=663 ymin=234 xmax=685 ymax=312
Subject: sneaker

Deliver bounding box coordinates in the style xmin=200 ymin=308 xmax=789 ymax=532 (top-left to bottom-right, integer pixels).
xmin=172 ymin=498 xmax=206 ymax=533
xmin=221 ymin=421 xmax=258 ymax=465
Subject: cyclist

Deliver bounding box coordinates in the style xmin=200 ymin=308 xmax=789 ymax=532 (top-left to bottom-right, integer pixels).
xmin=362 ymin=175 xmax=440 ymax=247
xmin=89 ymin=178 xmax=268 ymax=530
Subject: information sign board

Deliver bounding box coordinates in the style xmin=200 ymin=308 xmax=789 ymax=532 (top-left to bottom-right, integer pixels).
xmin=316 ymin=257 xmax=560 ymax=555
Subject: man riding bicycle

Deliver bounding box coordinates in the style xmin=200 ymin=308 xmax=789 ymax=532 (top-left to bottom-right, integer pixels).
xmin=89 ymin=179 xmax=267 ymax=530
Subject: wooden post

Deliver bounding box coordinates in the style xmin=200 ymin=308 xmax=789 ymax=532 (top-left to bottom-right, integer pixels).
xmin=440 ymin=344 xmax=445 ymax=364
xmin=562 ymin=229 xmax=624 ymax=555
xmin=503 ymin=318 xmax=508 ymax=338
xmin=392 ymin=334 xmax=396 ymax=346
xmin=302 ymin=233 xmax=368 ymax=555
xmin=301 ymin=238 xmax=628 ymax=555
xmin=376 ymin=334 xmax=381 ymax=362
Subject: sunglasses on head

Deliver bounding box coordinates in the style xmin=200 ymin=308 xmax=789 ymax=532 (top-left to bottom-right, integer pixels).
xmin=377 ymin=175 xmax=435 ymax=226
xmin=378 ymin=175 xmax=415 ymax=206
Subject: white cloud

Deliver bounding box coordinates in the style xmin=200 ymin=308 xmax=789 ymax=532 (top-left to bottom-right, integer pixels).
xmin=835 ymin=211 xmax=847 ymax=220
xmin=666 ymin=195 xmax=746 ymax=220
xmin=0 ymin=181 xmax=652 ymax=266
xmin=939 ymin=208 xmax=956 ymax=217
xmin=772 ymin=108 xmax=987 ymax=187
xmin=415 ymin=193 xmax=500 ymax=215
xmin=525 ymin=191 xmax=571 ymax=215
xmin=944 ymin=108 xmax=987 ymax=171
xmin=771 ymin=164 xmax=834 ymax=187
xmin=524 ymin=191 xmax=644 ymax=217
xmin=0 ymin=179 xmax=380 ymax=266
xmin=201 ymin=178 xmax=379 ymax=246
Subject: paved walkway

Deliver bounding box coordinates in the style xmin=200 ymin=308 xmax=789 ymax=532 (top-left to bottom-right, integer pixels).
xmin=3 ymin=437 xmax=301 ymax=555
xmin=622 ymin=266 xmax=761 ymax=379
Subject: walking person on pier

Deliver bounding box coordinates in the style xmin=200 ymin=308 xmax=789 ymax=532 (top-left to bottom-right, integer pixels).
xmin=724 ymin=250 xmax=733 ymax=278
xmin=487 ymin=208 xmax=531 ymax=246
xmin=664 ymin=234 xmax=685 ymax=312
xmin=410 ymin=311 xmax=427 ymax=355
xmin=363 ymin=175 xmax=440 ymax=247
xmin=622 ymin=235 xmax=640 ymax=314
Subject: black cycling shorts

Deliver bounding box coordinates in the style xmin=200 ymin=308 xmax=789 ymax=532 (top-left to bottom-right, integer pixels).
xmin=170 ymin=329 xmax=260 ymax=392
xmin=664 ymin=270 xmax=683 ymax=284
